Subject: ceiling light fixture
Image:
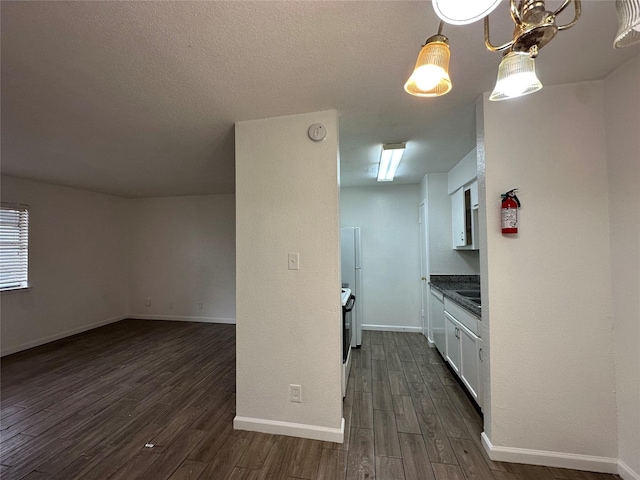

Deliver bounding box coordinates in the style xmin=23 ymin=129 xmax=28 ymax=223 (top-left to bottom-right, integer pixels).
xmin=484 ymin=0 xmax=581 ymax=57
xmin=406 ymin=0 xmax=581 ymax=101
xmin=490 ymin=50 xmax=543 ymax=101
xmin=377 ymin=143 xmax=406 ymax=182
xmin=432 ymin=0 xmax=501 ymax=25
xmin=404 ymin=22 xmax=452 ymax=97
xmin=614 ymin=0 xmax=640 ymax=48
xmin=483 ymin=0 xmax=581 ymax=100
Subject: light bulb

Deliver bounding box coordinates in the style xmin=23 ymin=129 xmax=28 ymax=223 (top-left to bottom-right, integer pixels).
xmin=412 ymin=65 xmax=447 ymax=91
xmin=498 ymin=73 xmax=536 ymax=97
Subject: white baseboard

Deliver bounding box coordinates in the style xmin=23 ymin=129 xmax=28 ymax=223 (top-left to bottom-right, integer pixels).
xmin=1 ymin=314 xmax=127 ymax=357
xmin=362 ymin=324 xmax=422 ymax=333
xmin=129 ymin=314 xmax=236 ymax=324
xmin=481 ymin=433 xmax=619 ymax=475
xmin=234 ymin=416 xmax=345 ymax=443
xmin=618 ymin=460 xmax=640 ymax=480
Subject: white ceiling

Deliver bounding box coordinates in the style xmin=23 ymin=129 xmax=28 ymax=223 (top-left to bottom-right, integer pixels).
xmin=2 ymin=1 xmax=638 ymax=198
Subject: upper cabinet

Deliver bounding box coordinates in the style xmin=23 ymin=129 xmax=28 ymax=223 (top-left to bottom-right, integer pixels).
xmin=448 ymin=149 xmax=478 ymax=251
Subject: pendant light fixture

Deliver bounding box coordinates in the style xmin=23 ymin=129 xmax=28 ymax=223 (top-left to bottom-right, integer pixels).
xmin=404 ymin=21 xmax=452 ymax=97
xmin=484 ymin=0 xmax=580 ymax=101
xmin=614 ymin=0 xmax=640 ymax=48
xmin=489 ymin=51 xmax=542 ymax=101
xmin=405 ymin=0 xmax=583 ymax=101
xmin=484 ymin=0 xmax=581 ymax=57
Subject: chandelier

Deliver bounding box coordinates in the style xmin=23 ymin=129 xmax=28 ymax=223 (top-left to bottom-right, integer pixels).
xmin=405 ymin=0 xmax=583 ymax=101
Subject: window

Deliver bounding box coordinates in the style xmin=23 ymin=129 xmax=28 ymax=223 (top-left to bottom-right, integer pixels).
xmin=0 ymin=203 xmax=29 ymax=291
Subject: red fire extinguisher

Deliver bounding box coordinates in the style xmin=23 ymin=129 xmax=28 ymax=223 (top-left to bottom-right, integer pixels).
xmin=501 ymin=189 xmax=520 ymax=235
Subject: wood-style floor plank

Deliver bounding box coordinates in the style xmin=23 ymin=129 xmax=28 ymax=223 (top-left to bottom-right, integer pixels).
xmin=316 ymin=448 xmax=347 ymax=480
xmin=431 ymin=462 xmax=466 ymax=480
xmin=1 ymin=322 xmax=623 ymax=480
xmin=372 ymin=380 xmax=393 ymax=411
xmin=399 ymin=432 xmax=435 ymax=480
xmin=376 ymin=456 xmax=406 ymax=480
xmin=416 ymin=412 xmax=457 ymax=465
xmin=373 ymin=409 xmax=401 ymax=458
xmin=345 ymin=428 xmax=375 ymax=480
xmin=393 ymin=395 xmax=421 ymax=435
xmin=351 ymin=392 xmax=373 ymax=429
xmin=448 ymin=437 xmax=494 ymax=480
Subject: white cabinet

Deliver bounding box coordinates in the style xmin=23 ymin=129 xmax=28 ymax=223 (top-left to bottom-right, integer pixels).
xmin=459 ymin=325 xmax=481 ymax=402
xmin=444 ymin=311 xmax=461 ymax=375
xmin=444 ymin=298 xmax=482 ymax=407
xmin=451 ymin=179 xmax=478 ymax=250
xmin=430 ymin=287 xmax=445 ymax=355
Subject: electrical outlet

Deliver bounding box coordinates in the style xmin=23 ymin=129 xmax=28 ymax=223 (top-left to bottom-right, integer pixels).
xmin=169 ymin=302 xmax=174 ymax=309
xmin=290 ymin=384 xmax=302 ymax=403
xmin=145 ymin=298 xmax=151 ymax=307
xmin=198 ymin=302 xmax=203 ymax=310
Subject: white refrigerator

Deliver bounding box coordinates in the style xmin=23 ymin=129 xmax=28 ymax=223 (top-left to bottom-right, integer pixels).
xmin=340 ymin=227 xmax=362 ymax=348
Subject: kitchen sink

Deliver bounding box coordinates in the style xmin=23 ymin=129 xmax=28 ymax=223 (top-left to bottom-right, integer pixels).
xmin=455 ymin=290 xmax=481 ymax=298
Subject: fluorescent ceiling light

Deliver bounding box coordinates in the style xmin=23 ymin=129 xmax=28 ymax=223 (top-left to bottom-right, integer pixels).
xmin=377 ymin=143 xmax=406 ymax=182
xmin=432 ymin=0 xmax=501 ymax=25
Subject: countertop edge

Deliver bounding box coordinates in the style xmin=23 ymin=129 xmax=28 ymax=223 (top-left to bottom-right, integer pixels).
xmin=429 ymin=276 xmax=481 ymax=318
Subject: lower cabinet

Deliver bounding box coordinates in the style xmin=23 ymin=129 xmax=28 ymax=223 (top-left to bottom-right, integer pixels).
xmin=459 ymin=325 xmax=481 ymax=402
xmin=443 ymin=302 xmax=482 ymax=407
xmin=444 ymin=311 xmax=461 ymax=375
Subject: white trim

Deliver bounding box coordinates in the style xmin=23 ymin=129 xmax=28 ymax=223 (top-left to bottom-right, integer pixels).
xmin=129 ymin=314 xmax=236 ymax=324
xmin=1 ymin=314 xmax=127 ymax=357
xmin=362 ymin=324 xmax=422 ymax=333
xmin=233 ymin=416 xmax=345 ymax=443
xmin=618 ymin=460 xmax=640 ymax=480
xmin=481 ymin=433 xmax=619 ymax=475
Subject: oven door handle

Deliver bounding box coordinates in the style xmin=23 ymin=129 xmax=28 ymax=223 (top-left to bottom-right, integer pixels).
xmin=345 ymin=294 xmax=356 ymax=312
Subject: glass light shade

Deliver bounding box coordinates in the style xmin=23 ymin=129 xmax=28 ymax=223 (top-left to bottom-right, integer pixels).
xmin=489 ymin=52 xmax=542 ymax=101
xmin=432 ymin=0 xmax=502 ymax=25
xmin=614 ymin=0 xmax=640 ymax=48
xmin=404 ymin=38 xmax=452 ymax=97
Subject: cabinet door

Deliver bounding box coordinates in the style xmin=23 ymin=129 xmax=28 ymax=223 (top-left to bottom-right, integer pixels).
xmin=459 ymin=325 xmax=479 ymax=402
xmin=430 ymin=290 xmax=446 ymax=356
xmin=444 ymin=312 xmax=461 ymax=374
xmin=451 ymin=188 xmax=466 ymax=248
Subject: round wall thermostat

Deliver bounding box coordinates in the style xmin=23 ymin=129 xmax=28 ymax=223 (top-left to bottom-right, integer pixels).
xmin=308 ymin=124 xmax=327 ymax=142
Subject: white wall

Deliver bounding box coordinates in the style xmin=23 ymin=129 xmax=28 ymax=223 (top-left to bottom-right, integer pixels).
xmin=1 ymin=176 xmax=129 ymax=355
xmin=128 ymin=194 xmax=235 ymax=323
xmin=234 ymin=110 xmax=343 ymax=442
xmin=422 ymin=173 xmax=479 ymax=275
xmin=340 ymin=185 xmax=422 ymax=331
xmin=605 ymin=56 xmax=640 ymax=480
xmin=447 ymin=148 xmax=477 ymax=194
xmin=480 ymin=82 xmax=619 ymax=468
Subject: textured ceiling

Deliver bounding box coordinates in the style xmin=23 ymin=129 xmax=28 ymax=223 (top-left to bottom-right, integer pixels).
xmin=1 ymin=1 xmax=638 ymax=197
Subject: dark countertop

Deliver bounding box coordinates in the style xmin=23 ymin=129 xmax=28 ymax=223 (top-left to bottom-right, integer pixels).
xmin=429 ymin=275 xmax=481 ymax=317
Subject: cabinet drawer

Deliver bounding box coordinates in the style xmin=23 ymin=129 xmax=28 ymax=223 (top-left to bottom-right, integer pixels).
xmin=444 ymin=298 xmax=479 ymax=336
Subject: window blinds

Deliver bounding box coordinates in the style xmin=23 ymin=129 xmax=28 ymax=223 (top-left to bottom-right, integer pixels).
xmin=0 ymin=204 xmax=29 ymax=291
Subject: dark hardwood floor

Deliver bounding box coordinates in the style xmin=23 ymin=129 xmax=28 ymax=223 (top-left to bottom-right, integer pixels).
xmin=0 ymin=320 xmax=621 ymax=480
